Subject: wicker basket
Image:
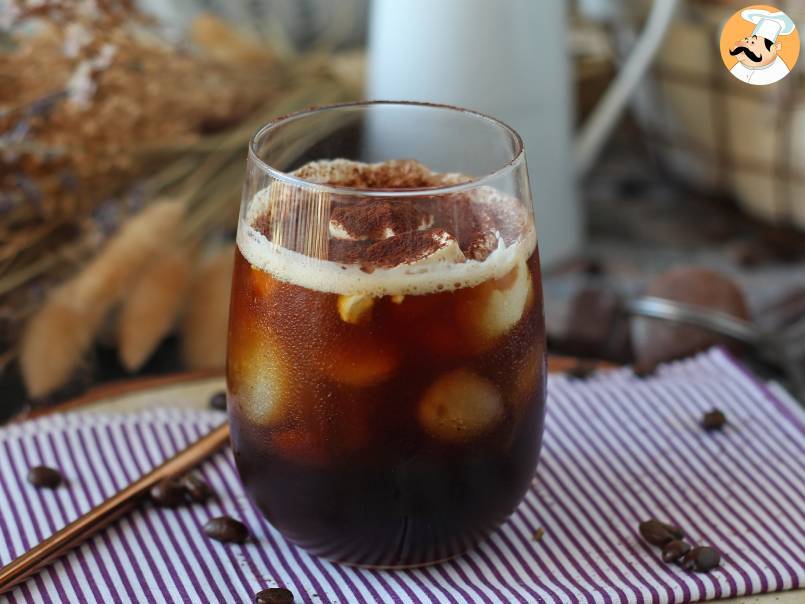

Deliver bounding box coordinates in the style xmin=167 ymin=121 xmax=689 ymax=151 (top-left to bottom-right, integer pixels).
xmin=627 ymin=0 xmax=805 ymax=229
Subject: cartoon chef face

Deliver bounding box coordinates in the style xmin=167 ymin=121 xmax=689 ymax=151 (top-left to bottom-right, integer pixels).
xmin=730 ymin=34 xmax=781 ymax=68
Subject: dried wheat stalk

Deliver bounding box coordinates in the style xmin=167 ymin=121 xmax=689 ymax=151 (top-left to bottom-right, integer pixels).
xmin=18 ymin=282 xmax=95 ymax=399
xmin=117 ymin=244 xmax=194 ymax=372
xmin=0 ymin=8 xmax=278 ymax=226
xmin=180 ymin=244 xmax=234 ymax=370
xmin=2 ymin=4 xmax=360 ymax=383
xmin=19 ymin=200 xmax=184 ymax=396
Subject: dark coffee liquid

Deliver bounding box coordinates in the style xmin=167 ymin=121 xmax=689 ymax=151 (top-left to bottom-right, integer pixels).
xmin=228 ymin=246 xmax=546 ymax=567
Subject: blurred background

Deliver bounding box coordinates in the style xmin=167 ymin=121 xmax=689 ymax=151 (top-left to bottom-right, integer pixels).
xmin=2 ymin=0 xmax=804 ymax=418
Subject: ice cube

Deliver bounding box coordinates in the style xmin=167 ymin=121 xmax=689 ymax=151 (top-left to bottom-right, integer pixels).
xmin=321 ymin=335 xmax=400 ymax=386
xmin=479 ymin=259 xmax=533 ymax=337
xmin=461 ymin=258 xmax=533 ymax=350
xmin=337 ymin=294 xmax=374 ymax=324
xmin=511 ymin=345 xmax=544 ymax=411
xmin=418 ymin=369 xmax=503 ymax=441
xmin=250 ymin=265 xmax=275 ymax=298
xmin=228 ymin=334 xmax=287 ymax=426
xmin=272 ymin=429 xmax=328 ymax=466
xmin=272 ymin=397 xmax=371 ymax=465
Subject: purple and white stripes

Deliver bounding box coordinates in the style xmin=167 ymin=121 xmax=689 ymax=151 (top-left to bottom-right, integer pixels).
xmin=0 ymin=348 xmax=803 ymax=603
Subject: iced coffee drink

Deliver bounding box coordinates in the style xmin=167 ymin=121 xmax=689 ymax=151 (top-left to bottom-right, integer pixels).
xmin=228 ymin=103 xmax=546 ymax=567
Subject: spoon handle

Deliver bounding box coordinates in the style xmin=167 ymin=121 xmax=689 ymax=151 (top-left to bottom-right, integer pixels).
xmin=626 ymin=296 xmax=762 ymax=346
xmin=0 ymin=422 xmax=230 ymax=594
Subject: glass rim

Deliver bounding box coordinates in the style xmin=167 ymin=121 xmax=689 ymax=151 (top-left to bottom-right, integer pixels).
xmin=247 ymin=100 xmax=525 ymax=198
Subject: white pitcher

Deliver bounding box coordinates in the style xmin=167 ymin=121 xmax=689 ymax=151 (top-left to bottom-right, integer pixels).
xmin=367 ymin=0 xmax=678 ymax=266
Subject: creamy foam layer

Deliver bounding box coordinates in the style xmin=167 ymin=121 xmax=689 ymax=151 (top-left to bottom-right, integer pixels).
xmin=237 ymin=160 xmax=537 ymax=297
xmin=239 ymin=222 xmax=536 ymax=296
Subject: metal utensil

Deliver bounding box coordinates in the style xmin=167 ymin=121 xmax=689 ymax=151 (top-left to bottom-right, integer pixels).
xmin=0 ymin=422 xmax=230 ymax=594
xmin=627 ymin=296 xmax=805 ymax=399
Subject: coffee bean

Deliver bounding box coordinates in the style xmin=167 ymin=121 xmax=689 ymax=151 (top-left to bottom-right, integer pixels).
xmin=661 ymin=540 xmax=691 ymax=563
xmin=639 ymin=519 xmax=684 ymax=546
xmin=566 ymin=364 xmax=596 ymax=381
xmin=204 ymin=516 xmax=249 ymax=543
xmin=182 ymin=474 xmax=214 ymax=503
xmin=150 ymin=477 xmax=186 ymax=507
xmin=633 ymin=363 xmax=656 ymax=379
xmin=209 ymin=391 xmax=227 ymax=411
xmin=666 ymin=524 xmax=684 ymax=540
xmin=27 ymin=466 xmax=62 ymax=488
xmin=681 ymin=546 xmax=720 ymax=572
xmin=255 ymin=587 xmax=294 ymax=604
xmin=702 ymin=409 xmax=726 ymax=431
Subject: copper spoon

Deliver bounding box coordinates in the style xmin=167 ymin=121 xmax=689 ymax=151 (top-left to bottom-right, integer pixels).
xmin=0 ymin=422 xmax=230 ymax=594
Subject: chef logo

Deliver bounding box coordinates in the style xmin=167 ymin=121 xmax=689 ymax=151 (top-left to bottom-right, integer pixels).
xmin=720 ymin=5 xmax=799 ymax=85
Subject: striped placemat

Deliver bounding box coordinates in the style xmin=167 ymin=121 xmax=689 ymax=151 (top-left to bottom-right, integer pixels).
xmin=0 ymin=348 xmax=803 ymax=603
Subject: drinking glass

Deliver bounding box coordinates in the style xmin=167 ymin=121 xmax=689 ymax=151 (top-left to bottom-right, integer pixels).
xmin=228 ymin=101 xmax=546 ymax=567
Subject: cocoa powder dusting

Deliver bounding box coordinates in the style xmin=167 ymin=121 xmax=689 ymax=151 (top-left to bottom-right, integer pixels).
xmin=293 ymin=159 xmax=434 ymax=189
xmin=363 ymin=229 xmax=448 ymax=269
xmin=429 ymin=193 xmax=498 ymax=261
xmin=253 ymin=211 xmax=273 ymax=240
xmin=252 ymin=159 xmax=527 ymax=268
xmin=332 ymin=238 xmax=371 ymax=264
xmin=330 ymin=202 xmax=430 ymax=240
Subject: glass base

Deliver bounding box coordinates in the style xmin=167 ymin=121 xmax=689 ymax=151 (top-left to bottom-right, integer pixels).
xmin=324 ymin=550 xmax=465 ymax=570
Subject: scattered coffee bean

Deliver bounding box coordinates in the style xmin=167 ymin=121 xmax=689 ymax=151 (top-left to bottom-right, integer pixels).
xmin=661 ymin=540 xmax=691 ymax=563
xmin=204 ymin=516 xmax=249 ymax=543
xmin=533 ymin=527 xmax=545 ymax=542
xmin=566 ymin=364 xmax=596 ymax=381
xmin=633 ymin=363 xmax=656 ymax=379
xmin=182 ymin=474 xmax=213 ymax=503
xmin=27 ymin=466 xmax=62 ymax=489
xmin=702 ymin=409 xmax=727 ymax=432
xmin=209 ymin=391 xmax=227 ymax=411
xmin=255 ymin=587 xmax=294 ymax=604
xmin=150 ymin=477 xmax=186 ymax=507
xmin=639 ymin=519 xmax=684 ymax=546
xmin=681 ymin=546 xmax=720 ymax=572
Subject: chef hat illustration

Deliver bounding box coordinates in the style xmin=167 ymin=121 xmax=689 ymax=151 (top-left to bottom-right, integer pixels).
xmin=741 ymin=9 xmax=796 ymax=43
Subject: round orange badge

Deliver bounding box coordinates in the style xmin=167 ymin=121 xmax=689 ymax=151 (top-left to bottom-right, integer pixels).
xmin=720 ymin=5 xmax=799 ymax=85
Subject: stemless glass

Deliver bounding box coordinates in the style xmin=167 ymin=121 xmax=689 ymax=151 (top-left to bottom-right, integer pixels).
xmin=227 ymin=101 xmax=546 ymax=568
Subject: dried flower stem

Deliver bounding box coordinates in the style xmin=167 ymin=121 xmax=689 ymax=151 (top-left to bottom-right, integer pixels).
xmin=0 ymin=237 xmax=92 ymax=297
xmin=19 ymin=200 xmax=184 ymax=396
xmin=117 ymin=243 xmax=194 ymax=371
xmin=180 ymin=244 xmax=235 ymax=370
